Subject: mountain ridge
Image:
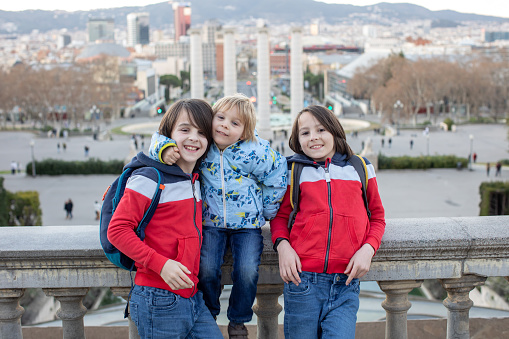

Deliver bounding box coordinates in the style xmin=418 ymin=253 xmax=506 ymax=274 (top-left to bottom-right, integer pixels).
xmin=0 ymin=1 xmax=507 ymax=34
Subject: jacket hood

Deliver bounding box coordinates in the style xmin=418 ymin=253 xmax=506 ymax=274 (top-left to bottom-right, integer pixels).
xmin=286 ymin=152 xmax=350 ymax=167
xmin=124 ymin=152 xmax=193 ymax=178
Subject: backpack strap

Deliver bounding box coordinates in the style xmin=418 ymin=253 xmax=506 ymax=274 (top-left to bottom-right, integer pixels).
xmin=135 ymin=167 xmax=165 ymax=241
xmin=288 ymin=162 xmax=304 ymax=231
xmin=349 ymin=155 xmax=371 ymax=219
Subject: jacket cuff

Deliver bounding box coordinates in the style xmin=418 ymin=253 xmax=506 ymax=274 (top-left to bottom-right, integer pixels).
xmin=273 ymin=237 xmax=289 ymax=252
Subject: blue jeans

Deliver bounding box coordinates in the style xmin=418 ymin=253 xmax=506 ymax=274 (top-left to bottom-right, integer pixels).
xmin=198 ymin=226 xmax=264 ymax=323
xmin=130 ymin=285 xmax=223 ymax=339
xmin=283 ymin=272 xmax=360 ymax=339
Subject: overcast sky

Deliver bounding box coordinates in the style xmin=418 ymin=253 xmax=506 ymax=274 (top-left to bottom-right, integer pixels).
xmin=0 ymin=1 xmax=508 ymax=18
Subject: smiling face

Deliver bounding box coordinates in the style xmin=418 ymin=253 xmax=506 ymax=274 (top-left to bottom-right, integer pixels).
xmin=297 ymin=111 xmax=336 ymax=162
xmin=171 ymin=109 xmax=208 ymax=173
xmin=212 ymin=106 xmax=245 ymax=150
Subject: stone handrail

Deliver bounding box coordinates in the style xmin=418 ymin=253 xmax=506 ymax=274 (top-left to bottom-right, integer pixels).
xmin=1 ymin=216 xmax=509 ymax=339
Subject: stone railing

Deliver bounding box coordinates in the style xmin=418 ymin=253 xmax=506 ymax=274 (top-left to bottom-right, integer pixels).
xmin=1 ymin=216 xmax=508 ymax=339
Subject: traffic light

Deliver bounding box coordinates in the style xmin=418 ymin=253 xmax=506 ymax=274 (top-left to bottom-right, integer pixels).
xmin=272 ymin=96 xmax=277 ymax=104
xmin=328 ymin=105 xmax=333 ymax=110
xmin=157 ymin=105 xmax=166 ymax=114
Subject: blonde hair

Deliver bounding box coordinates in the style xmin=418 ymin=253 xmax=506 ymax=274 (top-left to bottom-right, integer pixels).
xmin=213 ymin=93 xmax=257 ymax=142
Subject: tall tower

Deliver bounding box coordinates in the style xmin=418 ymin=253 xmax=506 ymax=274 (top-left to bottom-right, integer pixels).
xmin=173 ymin=2 xmax=191 ymax=41
xmin=256 ymin=27 xmax=271 ymax=141
xmin=291 ymin=27 xmax=304 ymax=121
xmin=189 ymin=28 xmax=204 ymax=99
xmin=87 ymin=18 xmax=115 ymax=43
xmin=127 ymin=12 xmax=150 ymax=47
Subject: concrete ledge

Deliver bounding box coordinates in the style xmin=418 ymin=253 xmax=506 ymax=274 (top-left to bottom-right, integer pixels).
xmin=21 ymin=318 xmax=509 ymax=339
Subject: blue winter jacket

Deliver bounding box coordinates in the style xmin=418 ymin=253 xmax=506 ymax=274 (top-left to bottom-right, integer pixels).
xmin=149 ymin=132 xmax=287 ymax=229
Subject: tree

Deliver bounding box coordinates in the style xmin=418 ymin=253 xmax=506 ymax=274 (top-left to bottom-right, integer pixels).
xmin=180 ymin=70 xmax=190 ymax=92
xmin=160 ymin=74 xmax=181 ymax=102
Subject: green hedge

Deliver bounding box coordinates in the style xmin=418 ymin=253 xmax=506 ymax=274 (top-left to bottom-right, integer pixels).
xmin=479 ymin=181 xmax=509 ymax=216
xmin=0 ymin=177 xmax=42 ymax=226
xmin=378 ymin=154 xmax=468 ymax=170
xmin=27 ymin=158 xmax=124 ymax=175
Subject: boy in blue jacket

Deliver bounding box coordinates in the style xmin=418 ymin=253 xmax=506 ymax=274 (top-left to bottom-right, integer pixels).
xmin=149 ymin=93 xmax=287 ymax=338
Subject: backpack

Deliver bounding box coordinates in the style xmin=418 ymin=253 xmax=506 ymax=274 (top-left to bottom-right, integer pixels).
xmin=287 ymin=154 xmax=371 ymax=231
xmin=99 ymin=166 xmax=164 ymax=271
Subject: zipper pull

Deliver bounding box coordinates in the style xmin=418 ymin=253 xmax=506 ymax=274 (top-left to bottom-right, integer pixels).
xmin=324 ymin=167 xmax=330 ymax=182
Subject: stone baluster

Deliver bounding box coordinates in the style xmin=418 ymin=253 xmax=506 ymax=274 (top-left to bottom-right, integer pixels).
xmin=44 ymin=288 xmax=89 ymax=339
xmin=110 ymin=287 xmax=140 ymax=339
xmin=0 ymin=289 xmax=24 ymax=339
xmin=439 ymin=275 xmax=487 ymax=339
xmin=252 ymin=284 xmax=284 ymax=339
xmin=378 ymin=280 xmax=423 ymax=339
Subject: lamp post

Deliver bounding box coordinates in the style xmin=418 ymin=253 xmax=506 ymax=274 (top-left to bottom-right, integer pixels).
xmin=426 ymin=134 xmax=430 ymax=156
xmin=30 ymin=140 xmax=36 ymax=177
xmin=394 ymin=100 xmax=404 ymax=136
xmin=469 ymin=134 xmax=474 ymax=171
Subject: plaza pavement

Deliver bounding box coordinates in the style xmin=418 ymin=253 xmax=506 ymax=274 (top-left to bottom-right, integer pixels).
xmin=1 ymin=119 xmax=507 ymax=226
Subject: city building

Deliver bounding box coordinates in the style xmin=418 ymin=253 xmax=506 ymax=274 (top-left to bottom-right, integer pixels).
xmin=173 ymin=2 xmax=191 ymax=41
xmin=126 ymin=13 xmax=150 ymax=47
xmin=87 ymin=18 xmax=115 ymax=43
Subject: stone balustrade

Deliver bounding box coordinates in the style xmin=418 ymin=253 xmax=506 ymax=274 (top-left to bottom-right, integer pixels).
xmin=1 ymin=216 xmax=509 ymax=339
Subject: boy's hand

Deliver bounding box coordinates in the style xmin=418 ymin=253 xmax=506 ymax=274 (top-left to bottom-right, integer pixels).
xmin=344 ymin=243 xmax=375 ymax=285
xmin=160 ymin=259 xmax=194 ymax=290
xmin=161 ymin=147 xmax=180 ymax=165
xmin=277 ymin=240 xmax=302 ymax=286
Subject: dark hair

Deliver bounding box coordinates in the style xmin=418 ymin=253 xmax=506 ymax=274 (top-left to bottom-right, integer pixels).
xmin=289 ymin=105 xmax=354 ymax=158
xmin=158 ymin=99 xmax=214 ymax=166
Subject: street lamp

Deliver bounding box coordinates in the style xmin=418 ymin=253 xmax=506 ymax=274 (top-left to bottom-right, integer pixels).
xmin=394 ymin=100 xmax=404 ymax=136
xmin=426 ymin=134 xmax=429 ymax=156
xmin=30 ymin=140 xmax=36 ymax=177
xmin=469 ymin=134 xmax=474 ymax=171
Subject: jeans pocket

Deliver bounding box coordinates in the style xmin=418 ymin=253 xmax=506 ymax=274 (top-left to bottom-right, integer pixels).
xmin=151 ymin=289 xmax=179 ymax=309
xmin=285 ymin=278 xmax=311 ymax=295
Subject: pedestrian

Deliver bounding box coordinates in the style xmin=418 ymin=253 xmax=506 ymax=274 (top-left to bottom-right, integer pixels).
xmin=410 ymin=139 xmax=414 ymax=149
xmin=361 ymin=140 xmax=365 ymax=151
xmin=271 ymin=105 xmax=385 ymax=339
xmin=64 ymin=199 xmax=73 ymax=219
xmin=84 ymin=145 xmax=89 ymax=157
xmin=57 ymin=143 xmax=61 ymax=153
xmin=140 ymin=135 xmax=145 ymax=149
xmin=381 ymin=138 xmax=385 ymax=148
xmin=63 ymin=143 xmax=67 ymax=152
xmin=10 ymin=161 xmax=17 ymax=175
xmin=487 ymin=162 xmax=491 ymax=177
xmin=496 ymin=161 xmax=502 ymax=176
xmin=388 ymin=138 xmax=392 ymax=148
xmin=148 ymin=94 xmax=287 ymax=338
xmin=473 ymin=152 xmax=477 ymax=163
xmin=281 ymin=140 xmax=285 ymax=154
xmin=107 ymin=99 xmax=223 ymax=339
xmin=94 ymin=201 xmax=101 ymax=221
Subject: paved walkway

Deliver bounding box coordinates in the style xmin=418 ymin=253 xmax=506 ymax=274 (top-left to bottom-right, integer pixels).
xmin=1 ymin=120 xmax=508 ymax=226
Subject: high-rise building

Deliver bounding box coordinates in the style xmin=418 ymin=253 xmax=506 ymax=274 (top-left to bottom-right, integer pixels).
xmin=173 ymin=2 xmax=191 ymax=41
xmin=127 ymin=13 xmax=150 ymax=47
xmin=87 ymin=18 xmax=115 ymax=43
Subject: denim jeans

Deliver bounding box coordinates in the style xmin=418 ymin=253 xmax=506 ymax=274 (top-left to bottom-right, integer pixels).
xmin=283 ymin=272 xmax=360 ymax=339
xmin=129 ymin=285 xmax=223 ymax=339
xmin=198 ymin=226 xmax=264 ymax=323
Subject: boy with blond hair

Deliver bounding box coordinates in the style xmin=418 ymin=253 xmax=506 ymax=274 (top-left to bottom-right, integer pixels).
xmin=149 ymin=93 xmax=287 ymax=338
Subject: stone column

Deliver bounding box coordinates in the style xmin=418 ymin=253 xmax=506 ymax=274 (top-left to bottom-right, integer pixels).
xmin=378 ymin=280 xmax=423 ymax=339
xmin=111 ymin=287 xmax=140 ymax=339
xmin=257 ymin=27 xmax=271 ymax=141
xmin=252 ymin=284 xmax=283 ymax=339
xmin=290 ymin=26 xmax=304 ymax=121
xmin=440 ymin=275 xmax=487 ymax=339
xmin=0 ymin=289 xmax=24 ymax=339
xmin=189 ymin=28 xmax=204 ymax=100
xmin=44 ymin=288 xmax=89 ymax=339
xmin=223 ymin=27 xmax=237 ymax=96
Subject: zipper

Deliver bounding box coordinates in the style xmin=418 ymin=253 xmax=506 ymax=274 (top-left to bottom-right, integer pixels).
xmin=191 ymin=173 xmax=200 ymax=296
xmin=220 ymin=150 xmax=227 ymax=228
xmin=323 ymin=162 xmax=333 ymax=273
